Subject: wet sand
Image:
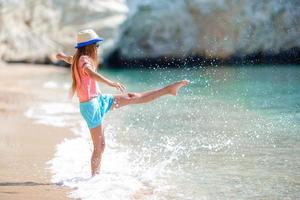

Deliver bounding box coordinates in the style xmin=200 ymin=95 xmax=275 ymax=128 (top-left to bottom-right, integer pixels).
xmin=0 ymin=63 xmax=72 ymax=199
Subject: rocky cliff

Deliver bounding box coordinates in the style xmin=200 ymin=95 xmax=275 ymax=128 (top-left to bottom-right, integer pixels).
xmin=0 ymin=0 xmax=127 ymax=63
xmin=1 ymin=0 xmax=299 ymax=66
xmin=106 ymin=0 xmax=300 ymax=66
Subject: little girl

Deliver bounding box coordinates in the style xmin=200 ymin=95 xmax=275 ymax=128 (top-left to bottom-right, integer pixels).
xmin=57 ymin=29 xmax=189 ymax=176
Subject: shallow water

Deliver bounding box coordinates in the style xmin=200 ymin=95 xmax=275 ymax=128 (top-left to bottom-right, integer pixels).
xmin=26 ymin=65 xmax=300 ymax=200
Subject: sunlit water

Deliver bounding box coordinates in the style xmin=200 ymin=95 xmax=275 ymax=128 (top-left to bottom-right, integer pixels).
xmin=26 ymin=65 xmax=300 ymax=200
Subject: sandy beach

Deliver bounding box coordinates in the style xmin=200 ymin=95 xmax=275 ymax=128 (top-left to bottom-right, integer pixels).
xmin=0 ymin=63 xmax=72 ymax=199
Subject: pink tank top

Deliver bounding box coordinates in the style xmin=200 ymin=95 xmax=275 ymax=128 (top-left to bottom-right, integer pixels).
xmin=75 ymin=55 xmax=99 ymax=102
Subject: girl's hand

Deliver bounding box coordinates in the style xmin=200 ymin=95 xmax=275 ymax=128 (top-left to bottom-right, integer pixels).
xmin=56 ymin=52 xmax=65 ymax=61
xmin=56 ymin=52 xmax=73 ymax=64
xmin=111 ymin=82 xmax=126 ymax=93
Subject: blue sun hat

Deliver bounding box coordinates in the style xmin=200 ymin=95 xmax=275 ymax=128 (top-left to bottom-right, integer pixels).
xmin=75 ymin=29 xmax=104 ymax=48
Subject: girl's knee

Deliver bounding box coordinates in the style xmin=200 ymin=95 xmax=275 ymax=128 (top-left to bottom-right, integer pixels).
xmin=127 ymin=92 xmax=141 ymax=103
xmin=128 ymin=92 xmax=141 ymax=98
xmin=93 ymin=142 xmax=105 ymax=154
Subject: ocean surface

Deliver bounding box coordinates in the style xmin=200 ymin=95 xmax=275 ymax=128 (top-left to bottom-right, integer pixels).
xmin=26 ymin=65 xmax=300 ymax=200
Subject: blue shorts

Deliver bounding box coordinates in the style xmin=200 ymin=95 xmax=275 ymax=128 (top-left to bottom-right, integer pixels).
xmin=79 ymin=94 xmax=114 ymax=129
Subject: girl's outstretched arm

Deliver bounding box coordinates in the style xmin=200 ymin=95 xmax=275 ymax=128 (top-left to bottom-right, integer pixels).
xmin=84 ymin=67 xmax=126 ymax=93
xmin=56 ymin=52 xmax=73 ymax=64
xmin=56 ymin=52 xmax=125 ymax=92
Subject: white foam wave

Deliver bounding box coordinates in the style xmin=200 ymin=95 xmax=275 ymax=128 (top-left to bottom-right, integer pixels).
xmin=25 ymin=102 xmax=79 ymax=127
xmin=47 ymin=124 xmax=154 ymax=200
xmin=43 ymin=81 xmax=59 ymax=89
xmin=24 ymin=100 xmax=163 ymax=199
xmin=43 ymin=81 xmax=70 ymax=91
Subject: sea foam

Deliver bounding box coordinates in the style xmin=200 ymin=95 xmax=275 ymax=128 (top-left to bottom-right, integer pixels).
xmin=47 ymin=123 xmax=162 ymax=200
xmin=25 ymin=101 xmax=163 ymax=200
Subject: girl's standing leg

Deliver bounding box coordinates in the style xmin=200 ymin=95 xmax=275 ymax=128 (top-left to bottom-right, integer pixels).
xmin=90 ymin=124 xmax=105 ymax=176
xmin=111 ymin=80 xmax=189 ymax=109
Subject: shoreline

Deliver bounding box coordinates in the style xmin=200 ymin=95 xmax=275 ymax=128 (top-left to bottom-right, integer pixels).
xmin=2 ymin=47 xmax=299 ymax=69
xmin=104 ymin=47 xmax=300 ymax=68
xmin=0 ymin=63 xmax=72 ymax=199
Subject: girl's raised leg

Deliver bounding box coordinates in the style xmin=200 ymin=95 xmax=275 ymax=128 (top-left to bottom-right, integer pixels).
xmin=111 ymin=80 xmax=189 ymax=109
xmin=89 ymin=124 xmax=105 ymax=176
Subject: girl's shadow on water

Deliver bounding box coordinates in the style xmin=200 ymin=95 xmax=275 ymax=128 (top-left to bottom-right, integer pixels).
xmin=0 ymin=181 xmax=61 ymax=196
xmin=0 ymin=181 xmax=54 ymax=186
xmin=0 ymin=178 xmax=90 ymax=187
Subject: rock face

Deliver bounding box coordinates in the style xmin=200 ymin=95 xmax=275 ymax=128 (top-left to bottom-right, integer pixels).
xmin=107 ymin=0 xmax=300 ymax=65
xmin=0 ymin=0 xmax=127 ymax=62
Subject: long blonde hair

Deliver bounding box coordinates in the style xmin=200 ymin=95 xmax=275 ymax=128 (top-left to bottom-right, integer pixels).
xmin=70 ymin=44 xmax=99 ymax=98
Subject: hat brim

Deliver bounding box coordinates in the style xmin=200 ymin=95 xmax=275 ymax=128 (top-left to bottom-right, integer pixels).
xmin=75 ymin=38 xmax=104 ymax=48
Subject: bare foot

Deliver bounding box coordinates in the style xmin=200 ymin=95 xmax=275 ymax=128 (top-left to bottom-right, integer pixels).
xmin=168 ymin=80 xmax=190 ymax=96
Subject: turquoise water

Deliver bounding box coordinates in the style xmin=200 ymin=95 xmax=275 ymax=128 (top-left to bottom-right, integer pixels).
xmin=101 ymin=65 xmax=300 ymax=199
xmin=41 ymin=65 xmax=300 ymax=199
